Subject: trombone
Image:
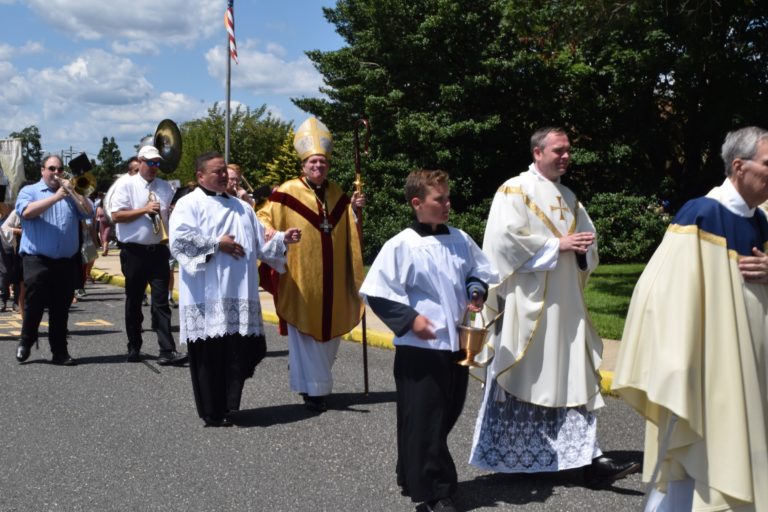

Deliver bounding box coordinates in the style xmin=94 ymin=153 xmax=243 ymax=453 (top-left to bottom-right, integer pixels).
xmin=56 ymin=171 xmax=93 ymax=216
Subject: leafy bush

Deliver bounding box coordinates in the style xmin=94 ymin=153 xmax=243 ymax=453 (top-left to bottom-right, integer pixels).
xmin=587 ymin=192 xmax=669 ymax=263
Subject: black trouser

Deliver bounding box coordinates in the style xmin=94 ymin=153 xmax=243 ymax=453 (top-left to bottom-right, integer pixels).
xmin=0 ymin=245 xmax=17 ymax=302
xmin=187 ymin=334 xmax=266 ymax=421
xmin=119 ymin=243 xmax=175 ymax=354
xmin=394 ymin=345 xmax=469 ymax=503
xmin=20 ymin=254 xmax=79 ymax=356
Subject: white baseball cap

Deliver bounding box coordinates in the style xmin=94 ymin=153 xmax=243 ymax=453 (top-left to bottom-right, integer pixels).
xmin=138 ymin=145 xmax=163 ymax=160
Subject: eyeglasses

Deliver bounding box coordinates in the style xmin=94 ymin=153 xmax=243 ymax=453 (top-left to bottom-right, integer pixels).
xmin=46 ymin=166 xmax=65 ymax=172
xmin=143 ymin=160 xmax=162 ymax=168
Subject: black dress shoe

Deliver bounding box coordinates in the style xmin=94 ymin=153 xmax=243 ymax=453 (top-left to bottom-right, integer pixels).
xmin=303 ymin=395 xmax=328 ymax=413
xmin=585 ymin=456 xmax=641 ymax=488
xmin=51 ymin=353 xmax=77 ymax=366
xmin=16 ymin=344 xmax=30 ymax=363
xmin=157 ymin=351 xmax=188 ymax=366
xmin=426 ymin=498 xmax=458 ymax=512
xmin=126 ymin=348 xmax=141 ymax=363
xmin=203 ymin=416 xmax=233 ymax=427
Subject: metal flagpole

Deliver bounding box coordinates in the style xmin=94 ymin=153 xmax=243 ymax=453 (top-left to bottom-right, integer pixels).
xmin=225 ymin=37 xmax=231 ymax=165
xmin=224 ymin=0 xmax=237 ymax=164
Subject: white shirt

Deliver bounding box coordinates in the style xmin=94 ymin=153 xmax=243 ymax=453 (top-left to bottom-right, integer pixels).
xmin=110 ymin=173 xmax=173 ymax=244
xmin=360 ymin=226 xmax=498 ymax=352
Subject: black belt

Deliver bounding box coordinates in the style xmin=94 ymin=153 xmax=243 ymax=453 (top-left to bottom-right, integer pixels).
xmin=120 ymin=242 xmax=167 ymax=252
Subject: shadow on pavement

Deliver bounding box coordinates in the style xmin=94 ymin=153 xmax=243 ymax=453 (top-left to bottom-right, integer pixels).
xmin=231 ymin=390 xmax=397 ymax=427
xmin=69 ymin=329 xmax=122 ymax=336
xmin=456 ymin=449 xmax=644 ymax=511
xmin=231 ymin=403 xmax=327 ymax=427
xmin=328 ymin=390 xmax=397 ymax=410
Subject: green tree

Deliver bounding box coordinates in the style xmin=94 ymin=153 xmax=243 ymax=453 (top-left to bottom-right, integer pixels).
xmin=175 ymin=103 xmax=293 ymax=186
xmin=8 ymin=125 xmax=43 ymax=182
xmin=93 ymin=137 xmax=122 ymax=192
xmin=294 ymin=0 xmax=768 ymax=262
xmin=260 ymin=132 xmax=302 ymax=187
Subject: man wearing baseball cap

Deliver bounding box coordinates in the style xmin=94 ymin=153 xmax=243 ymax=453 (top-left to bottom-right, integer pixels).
xmin=109 ymin=145 xmax=186 ymax=365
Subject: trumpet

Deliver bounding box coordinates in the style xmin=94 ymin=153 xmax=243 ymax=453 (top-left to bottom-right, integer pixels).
xmin=240 ymin=174 xmax=255 ymax=193
xmin=147 ymin=190 xmax=169 ymax=244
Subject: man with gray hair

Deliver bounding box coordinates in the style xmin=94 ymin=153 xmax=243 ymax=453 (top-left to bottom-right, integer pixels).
xmin=614 ymin=126 xmax=768 ymax=511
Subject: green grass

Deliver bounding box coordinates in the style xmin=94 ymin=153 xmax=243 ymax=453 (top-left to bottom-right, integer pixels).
xmin=584 ymin=263 xmax=645 ymax=340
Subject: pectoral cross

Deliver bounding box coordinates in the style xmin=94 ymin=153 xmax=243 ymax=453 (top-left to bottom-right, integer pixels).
xmin=319 ymin=215 xmax=333 ymax=234
xmin=550 ymin=196 xmax=568 ymax=221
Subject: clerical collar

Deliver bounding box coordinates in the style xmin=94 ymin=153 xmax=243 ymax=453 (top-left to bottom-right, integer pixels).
xmin=719 ymin=178 xmax=755 ymax=217
xmin=304 ymin=177 xmax=327 ymax=193
xmin=411 ymin=220 xmax=449 ymax=236
xmin=530 ymin=162 xmax=561 ymax=183
xmin=199 ymin=185 xmax=229 ymax=198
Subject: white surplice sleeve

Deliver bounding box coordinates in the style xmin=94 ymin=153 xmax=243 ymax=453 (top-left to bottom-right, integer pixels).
xmin=169 ymin=197 xmax=217 ymax=275
xmin=359 ymin=236 xmax=412 ymax=306
xmin=252 ymin=211 xmax=288 ymax=273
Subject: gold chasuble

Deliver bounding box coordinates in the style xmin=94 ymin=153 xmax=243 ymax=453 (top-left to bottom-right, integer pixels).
xmin=257 ymin=178 xmax=364 ymax=342
xmin=614 ymin=185 xmax=768 ymax=511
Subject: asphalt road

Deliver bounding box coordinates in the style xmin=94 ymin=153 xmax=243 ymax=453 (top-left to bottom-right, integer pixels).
xmin=0 ymin=282 xmax=647 ymax=512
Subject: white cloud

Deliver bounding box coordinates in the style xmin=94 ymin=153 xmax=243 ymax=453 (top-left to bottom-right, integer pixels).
xmin=0 ymin=61 xmax=15 ymax=82
xmin=205 ymin=39 xmax=324 ymax=96
xmin=26 ymin=0 xmax=221 ymax=53
xmin=0 ymin=47 xmax=206 ymax=158
xmin=0 ymin=41 xmax=45 ymax=60
xmin=265 ymin=104 xmax=286 ymax=120
xmin=266 ymin=42 xmax=288 ymax=58
xmin=36 ymin=49 xmax=153 ymax=109
xmin=0 ymin=73 xmax=33 ymax=105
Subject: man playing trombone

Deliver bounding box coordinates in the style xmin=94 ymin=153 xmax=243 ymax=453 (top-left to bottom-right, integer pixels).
xmin=109 ymin=145 xmax=187 ymax=366
xmin=14 ymin=154 xmax=92 ymax=365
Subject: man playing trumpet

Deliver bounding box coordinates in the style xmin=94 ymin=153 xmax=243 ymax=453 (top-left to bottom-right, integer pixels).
xmin=109 ymin=145 xmax=187 ymax=365
xmin=226 ymin=163 xmax=256 ymax=207
xmin=14 ymin=154 xmax=92 ymax=365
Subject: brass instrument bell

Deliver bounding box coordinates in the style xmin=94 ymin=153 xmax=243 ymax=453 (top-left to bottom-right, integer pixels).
xmin=138 ymin=119 xmax=182 ymax=174
xmin=67 ymin=152 xmax=97 ymax=197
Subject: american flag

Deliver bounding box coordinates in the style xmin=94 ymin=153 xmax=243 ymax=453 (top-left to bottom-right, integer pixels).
xmin=225 ymin=0 xmax=238 ymax=64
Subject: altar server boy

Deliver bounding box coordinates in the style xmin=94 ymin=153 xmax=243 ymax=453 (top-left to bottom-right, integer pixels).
xmin=359 ymin=169 xmax=498 ymax=512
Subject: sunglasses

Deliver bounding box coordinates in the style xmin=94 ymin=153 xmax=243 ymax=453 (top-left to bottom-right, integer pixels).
xmin=143 ymin=160 xmax=162 ymax=168
xmin=46 ymin=166 xmax=65 ymax=172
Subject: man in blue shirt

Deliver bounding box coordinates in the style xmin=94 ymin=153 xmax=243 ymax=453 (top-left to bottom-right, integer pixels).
xmin=15 ymin=154 xmax=92 ymax=365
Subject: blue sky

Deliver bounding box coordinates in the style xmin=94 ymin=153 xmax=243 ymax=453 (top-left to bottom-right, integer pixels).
xmin=0 ymin=0 xmax=344 ymax=161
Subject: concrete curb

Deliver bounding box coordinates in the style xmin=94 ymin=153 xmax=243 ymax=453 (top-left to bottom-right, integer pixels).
xmin=91 ymin=268 xmax=616 ymax=395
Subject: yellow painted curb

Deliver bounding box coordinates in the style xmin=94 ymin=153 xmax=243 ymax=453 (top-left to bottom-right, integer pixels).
xmin=93 ymin=267 xmax=617 ymax=396
xmin=600 ymin=370 xmax=615 ymax=396
xmin=90 ymin=269 xmax=179 ymax=301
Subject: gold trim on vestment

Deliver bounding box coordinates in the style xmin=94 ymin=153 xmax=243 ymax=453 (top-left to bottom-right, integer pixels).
xmin=495 ymin=271 xmax=549 ymax=382
xmin=667 ymin=223 xmax=762 ymax=261
xmin=497 ymin=185 xmax=563 ymax=238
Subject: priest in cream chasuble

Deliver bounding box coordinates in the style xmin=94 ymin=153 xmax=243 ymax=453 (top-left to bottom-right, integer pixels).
xmin=471 ymin=128 xmax=637 ymax=484
xmin=614 ymin=126 xmax=768 ymax=512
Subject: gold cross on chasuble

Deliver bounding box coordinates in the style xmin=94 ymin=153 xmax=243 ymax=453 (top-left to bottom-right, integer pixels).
xmin=550 ymin=196 xmax=569 ymax=221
